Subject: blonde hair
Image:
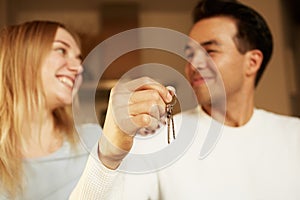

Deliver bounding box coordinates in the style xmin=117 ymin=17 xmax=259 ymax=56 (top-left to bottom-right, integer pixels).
xmin=0 ymin=21 xmax=79 ymax=198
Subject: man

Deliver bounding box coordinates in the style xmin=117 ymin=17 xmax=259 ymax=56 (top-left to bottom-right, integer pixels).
xmin=71 ymin=0 xmax=300 ymax=199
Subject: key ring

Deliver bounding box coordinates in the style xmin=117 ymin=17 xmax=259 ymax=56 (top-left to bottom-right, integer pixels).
xmin=166 ymin=86 xmax=176 ymax=144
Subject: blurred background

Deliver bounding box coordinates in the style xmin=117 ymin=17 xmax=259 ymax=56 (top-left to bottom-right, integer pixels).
xmin=1 ymin=0 xmax=299 ymax=124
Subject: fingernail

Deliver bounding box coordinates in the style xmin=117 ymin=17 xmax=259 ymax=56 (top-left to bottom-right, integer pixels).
xmin=166 ymin=86 xmax=176 ymax=96
xmin=167 ymin=92 xmax=172 ymax=102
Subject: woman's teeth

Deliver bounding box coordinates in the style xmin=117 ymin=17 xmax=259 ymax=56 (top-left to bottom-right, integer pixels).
xmin=58 ymin=77 xmax=74 ymax=88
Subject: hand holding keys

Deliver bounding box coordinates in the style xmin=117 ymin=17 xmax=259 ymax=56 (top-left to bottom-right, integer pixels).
xmin=100 ymin=77 xmax=178 ymax=169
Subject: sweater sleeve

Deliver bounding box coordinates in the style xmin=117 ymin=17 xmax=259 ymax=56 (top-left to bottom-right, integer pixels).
xmin=69 ymin=124 xmax=163 ymax=200
xmin=69 ymin=145 xmax=122 ymax=200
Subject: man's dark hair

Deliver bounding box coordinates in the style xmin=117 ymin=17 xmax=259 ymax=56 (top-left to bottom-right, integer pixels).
xmin=193 ymin=0 xmax=273 ymax=86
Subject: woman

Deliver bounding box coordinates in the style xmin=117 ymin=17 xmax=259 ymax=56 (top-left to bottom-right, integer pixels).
xmin=0 ymin=20 xmax=96 ymax=199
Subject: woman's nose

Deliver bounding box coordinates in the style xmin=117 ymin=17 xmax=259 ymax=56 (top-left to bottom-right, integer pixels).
xmin=68 ymin=59 xmax=84 ymax=74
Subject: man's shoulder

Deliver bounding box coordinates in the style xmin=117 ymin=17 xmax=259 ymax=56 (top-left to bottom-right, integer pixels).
xmin=255 ymin=108 xmax=300 ymax=128
xmin=255 ymin=108 xmax=299 ymax=120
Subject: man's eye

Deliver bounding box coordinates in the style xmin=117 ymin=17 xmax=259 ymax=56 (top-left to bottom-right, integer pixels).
xmin=185 ymin=52 xmax=194 ymax=60
xmin=206 ymin=49 xmax=217 ymax=55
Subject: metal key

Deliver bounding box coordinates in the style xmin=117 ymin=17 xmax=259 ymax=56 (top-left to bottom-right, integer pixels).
xmin=166 ymin=88 xmax=177 ymax=144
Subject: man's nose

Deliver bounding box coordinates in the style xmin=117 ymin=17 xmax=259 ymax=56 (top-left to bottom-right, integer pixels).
xmin=191 ymin=50 xmax=207 ymax=70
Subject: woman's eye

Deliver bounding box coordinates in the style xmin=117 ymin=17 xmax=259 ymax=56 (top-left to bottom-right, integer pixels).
xmin=56 ymin=48 xmax=66 ymax=55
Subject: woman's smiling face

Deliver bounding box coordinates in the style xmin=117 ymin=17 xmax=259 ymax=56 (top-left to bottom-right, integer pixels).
xmin=41 ymin=27 xmax=83 ymax=110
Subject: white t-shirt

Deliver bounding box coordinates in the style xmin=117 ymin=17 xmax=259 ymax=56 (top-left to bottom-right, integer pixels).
xmin=71 ymin=107 xmax=300 ymax=200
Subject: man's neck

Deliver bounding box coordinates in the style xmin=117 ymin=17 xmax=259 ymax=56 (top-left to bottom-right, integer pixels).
xmin=202 ymin=94 xmax=255 ymax=127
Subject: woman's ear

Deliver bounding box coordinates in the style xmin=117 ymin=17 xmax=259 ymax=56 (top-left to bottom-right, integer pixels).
xmin=245 ymin=49 xmax=263 ymax=76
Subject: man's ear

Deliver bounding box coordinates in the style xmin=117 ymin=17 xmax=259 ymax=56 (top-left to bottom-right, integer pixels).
xmin=245 ymin=49 xmax=263 ymax=76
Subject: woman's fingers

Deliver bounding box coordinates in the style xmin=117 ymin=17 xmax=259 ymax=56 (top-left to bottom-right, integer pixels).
xmin=122 ymin=77 xmax=173 ymax=104
xmin=130 ymin=114 xmax=160 ymax=132
xmin=99 ymin=77 xmax=177 ymax=169
xmin=110 ymin=77 xmax=174 ymax=136
xmin=129 ymin=90 xmax=166 ymax=117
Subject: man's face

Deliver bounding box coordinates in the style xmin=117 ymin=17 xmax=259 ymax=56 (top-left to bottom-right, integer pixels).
xmin=185 ymin=16 xmax=248 ymax=106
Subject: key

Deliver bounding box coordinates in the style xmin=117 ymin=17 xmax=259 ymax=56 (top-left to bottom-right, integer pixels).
xmin=166 ymin=86 xmax=176 ymax=144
